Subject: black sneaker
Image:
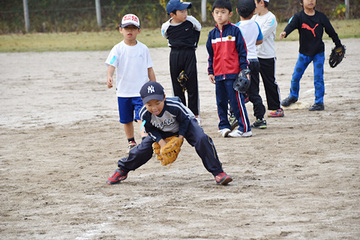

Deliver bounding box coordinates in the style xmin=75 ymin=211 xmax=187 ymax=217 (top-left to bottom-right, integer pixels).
xmin=309 ymin=103 xmax=324 ymax=111
xmin=281 ymin=96 xmax=298 ymax=107
xmin=251 ymin=118 xmax=267 ymax=129
xmin=229 ymin=115 xmax=238 ymax=131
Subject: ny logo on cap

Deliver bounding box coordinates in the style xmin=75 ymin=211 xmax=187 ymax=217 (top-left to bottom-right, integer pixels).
xmin=147 ymin=85 xmax=155 ymax=93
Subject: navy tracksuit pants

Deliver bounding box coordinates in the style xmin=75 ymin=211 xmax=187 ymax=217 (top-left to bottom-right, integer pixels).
xmin=117 ymin=119 xmax=224 ymax=177
xmin=216 ymin=79 xmax=251 ymax=133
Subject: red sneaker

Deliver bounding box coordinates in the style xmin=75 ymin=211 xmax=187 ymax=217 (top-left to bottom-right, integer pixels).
xmin=215 ymin=173 xmax=233 ymax=185
xmin=106 ymin=168 xmax=128 ymax=185
xmin=268 ymin=108 xmax=284 ymax=118
xmin=127 ymin=141 xmax=137 ymax=153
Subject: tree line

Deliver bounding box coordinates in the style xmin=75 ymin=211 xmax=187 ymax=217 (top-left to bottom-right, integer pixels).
xmin=0 ymin=0 xmax=358 ymax=34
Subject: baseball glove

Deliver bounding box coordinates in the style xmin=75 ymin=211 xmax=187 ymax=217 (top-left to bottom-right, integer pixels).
xmin=233 ymin=69 xmax=251 ymax=93
xmin=177 ymin=70 xmax=188 ymax=92
xmin=329 ymin=45 xmax=346 ymax=68
xmin=152 ymin=136 xmax=183 ymax=166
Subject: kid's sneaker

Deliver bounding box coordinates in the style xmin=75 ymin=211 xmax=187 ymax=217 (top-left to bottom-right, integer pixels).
xmin=229 ymin=116 xmax=238 ymax=131
xmin=127 ymin=141 xmax=137 ymax=153
xmin=218 ymin=128 xmax=231 ymax=137
xmin=268 ymin=108 xmax=284 ymax=117
xmin=251 ymin=119 xmax=267 ymax=129
xmin=106 ymin=168 xmax=128 ymax=185
xmin=215 ymin=172 xmax=233 ymax=185
xmin=308 ymin=103 xmax=324 ymax=111
xmin=281 ymin=96 xmax=297 ymax=107
xmin=228 ymin=129 xmax=252 ymax=138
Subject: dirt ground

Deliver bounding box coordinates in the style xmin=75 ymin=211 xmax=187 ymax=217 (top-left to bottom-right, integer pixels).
xmin=0 ymin=38 xmax=359 ymax=240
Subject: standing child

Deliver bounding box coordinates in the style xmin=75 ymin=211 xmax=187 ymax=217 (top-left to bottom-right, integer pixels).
xmin=207 ymin=0 xmax=252 ymax=137
xmin=235 ymin=0 xmax=267 ymax=129
xmin=279 ymin=0 xmax=344 ymax=111
xmin=252 ymin=0 xmax=284 ymax=118
xmin=161 ymin=0 xmax=202 ymax=125
xmin=105 ymin=14 xmax=156 ymax=152
xmin=106 ymin=81 xmax=233 ymax=186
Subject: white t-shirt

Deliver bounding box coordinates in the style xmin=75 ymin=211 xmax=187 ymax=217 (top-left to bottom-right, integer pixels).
xmin=235 ymin=20 xmax=263 ymax=60
xmin=105 ymin=40 xmax=153 ymax=97
xmin=252 ymin=11 xmax=277 ymax=59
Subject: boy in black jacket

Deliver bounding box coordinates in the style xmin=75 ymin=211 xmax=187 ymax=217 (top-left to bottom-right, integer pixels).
xmin=279 ymin=0 xmax=343 ymax=111
xmin=161 ymin=0 xmax=202 ymax=124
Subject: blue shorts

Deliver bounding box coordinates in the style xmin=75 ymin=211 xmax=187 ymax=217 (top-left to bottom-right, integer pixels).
xmin=117 ymin=97 xmax=143 ymax=124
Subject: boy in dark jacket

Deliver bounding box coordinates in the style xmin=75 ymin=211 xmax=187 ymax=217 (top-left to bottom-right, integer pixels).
xmin=280 ymin=0 xmax=343 ymax=111
xmin=161 ymin=0 xmax=202 ymax=124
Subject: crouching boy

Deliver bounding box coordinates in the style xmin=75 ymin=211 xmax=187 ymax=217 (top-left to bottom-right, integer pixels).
xmin=106 ymin=81 xmax=233 ymax=185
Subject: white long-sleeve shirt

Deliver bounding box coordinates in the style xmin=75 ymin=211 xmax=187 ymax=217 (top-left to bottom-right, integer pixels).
xmin=252 ymin=11 xmax=277 ymax=59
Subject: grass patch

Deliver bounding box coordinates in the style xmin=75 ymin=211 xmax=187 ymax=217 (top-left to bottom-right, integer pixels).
xmin=0 ymin=19 xmax=359 ymax=52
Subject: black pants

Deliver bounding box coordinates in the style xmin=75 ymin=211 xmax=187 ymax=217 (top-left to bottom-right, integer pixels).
xmin=247 ymin=59 xmax=266 ymax=119
xmin=258 ymin=58 xmax=282 ymax=110
xmin=117 ymin=119 xmax=224 ymax=177
xmin=169 ymin=48 xmax=199 ymax=116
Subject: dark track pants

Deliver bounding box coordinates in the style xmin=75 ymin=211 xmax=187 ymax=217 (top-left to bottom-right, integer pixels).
xmin=169 ymin=48 xmax=199 ymax=116
xmin=247 ymin=60 xmax=266 ymax=119
xmin=117 ymin=119 xmax=224 ymax=176
xmin=258 ymin=57 xmax=282 ymax=110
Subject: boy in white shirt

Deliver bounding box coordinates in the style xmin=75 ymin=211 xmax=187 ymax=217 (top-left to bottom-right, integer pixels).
xmin=252 ymin=0 xmax=284 ymax=117
xmin=236 ymin=0 xmax=267 ymax=129
xmin=105 ymin=14 xmax=156 ymax=152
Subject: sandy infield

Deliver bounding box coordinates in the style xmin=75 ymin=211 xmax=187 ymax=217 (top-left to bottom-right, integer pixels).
xmin=0 ymin=39 xmax=359 ymax=239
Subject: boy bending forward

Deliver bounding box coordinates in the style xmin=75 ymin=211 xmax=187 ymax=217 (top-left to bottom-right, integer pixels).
xmin=106 ymin=81 xmax=233 ymax=185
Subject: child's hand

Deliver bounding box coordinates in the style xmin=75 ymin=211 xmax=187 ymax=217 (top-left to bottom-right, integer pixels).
xmin=107 ymin=76 xmax=113 ymax=88
xmin=209 ymin=75 xmax=215 ymax=84
xmin=279 ymin=31 xmax=286 ymax=40
xmin=158 ymin=138 xmax=167 ymax=148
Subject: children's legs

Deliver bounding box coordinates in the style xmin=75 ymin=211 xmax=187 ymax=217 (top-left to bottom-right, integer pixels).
xmin=184 ymin=49 xmax=199 ymax=116
xmin=169 ymin=49 xmax=186 ymax=106
xmin=185 ymin=119 xmax=224 ymax=176
xmin=247 ymin=60 xmax=265 ymax=119
xmin=312 ymin=52 xmax=325 ymax=104
xmin=133 ymin=97 xmax=147 ymax=139
xmin=289 ymin=53 xmax=312 ymax=99
xmin=123 ymin=122 xmax=135 ymax=139
xmin=215 ymin=81 xmax=231 ymax=130
xmin=117 ymin=135 xmax=154 ymax=172
xmin=259 ymin=58 xmax=282 ymax=110
xmin=226 ymin=80 xmax=251 ymax=132
xmin=118 ymin=97 xmax=136 ymax=141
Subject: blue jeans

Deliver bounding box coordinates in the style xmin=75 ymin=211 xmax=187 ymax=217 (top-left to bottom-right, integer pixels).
xmin=289 ymin=52 xmax=325 ymax=104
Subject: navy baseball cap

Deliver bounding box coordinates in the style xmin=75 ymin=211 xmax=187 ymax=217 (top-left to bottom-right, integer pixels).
xmin=140 ymin=81 xmax=165 ymax=104
xmin=166 ymin=0 xmax=192 ymax=14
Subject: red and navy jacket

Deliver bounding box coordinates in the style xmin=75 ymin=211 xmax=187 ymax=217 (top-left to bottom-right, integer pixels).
xmin=206 ymin=22 xmax=248 ymax=81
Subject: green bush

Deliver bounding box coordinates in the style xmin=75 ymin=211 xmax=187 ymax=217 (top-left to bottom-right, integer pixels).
xmin=0 ymin=0 xmax=359 ymax=34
